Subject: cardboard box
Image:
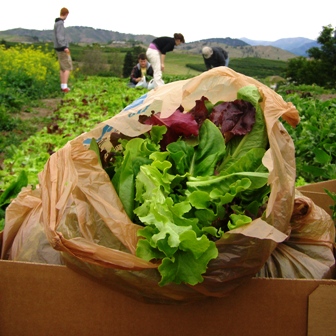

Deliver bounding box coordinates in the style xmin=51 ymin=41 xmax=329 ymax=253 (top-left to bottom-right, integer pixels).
xmin=1 ymin=181 xmax=336 ymax=336
xmin=297 ymin=180 xmax=336 ymax=218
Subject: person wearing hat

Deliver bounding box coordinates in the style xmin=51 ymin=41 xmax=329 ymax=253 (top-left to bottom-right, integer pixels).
xmin=202 ymin=46 xmax=229 ymax=70
xmin=53 ymin=7 xmax=73 ymax=93
xmin=146 ymin=33 xmax=185 ymax=88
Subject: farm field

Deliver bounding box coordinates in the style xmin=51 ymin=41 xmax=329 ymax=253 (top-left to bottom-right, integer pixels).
xmin=1 ymin=76 xmax=336 ymax=190
xmin=164 ymin=53 xmax=287 ymax=78
xmin=1 ymin=41 xmax=288 ymax=79
xmin=1 ymin=43 xmax=336 ymax=230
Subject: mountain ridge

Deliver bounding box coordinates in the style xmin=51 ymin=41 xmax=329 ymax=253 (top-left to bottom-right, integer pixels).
xmin=0 ymin=27 xmax=317 ymax=57
xmin=240 ymin=37 xmax=319 ymax=56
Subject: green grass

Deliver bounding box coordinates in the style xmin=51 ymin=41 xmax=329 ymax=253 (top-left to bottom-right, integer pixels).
xmin=229 ymin=58 xmax=287 ymax=78
xmin=164 ymin=52 xmax=203 ymax=76
xmin=164 ymin=53 xmax=287 ymax=79
xmin=183 ymin=56 xmax=287 ymax=79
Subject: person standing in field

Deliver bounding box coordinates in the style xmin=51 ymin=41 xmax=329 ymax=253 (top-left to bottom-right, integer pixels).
xmin=53 ymin=7 xmax=73 ymax=93
xmin=146 ymin=33 xmax=185 ymax=89
xmin=202 ymin=46 xmax=229 ymax=70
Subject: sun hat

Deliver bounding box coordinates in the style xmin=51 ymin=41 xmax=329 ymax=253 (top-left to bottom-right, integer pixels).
xmin=202 ymin=46 xmax=213 ymax=59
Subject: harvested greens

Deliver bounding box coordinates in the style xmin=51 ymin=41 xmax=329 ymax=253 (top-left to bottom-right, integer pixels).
xmin=91 ymin=85 xmax=270 ymax=286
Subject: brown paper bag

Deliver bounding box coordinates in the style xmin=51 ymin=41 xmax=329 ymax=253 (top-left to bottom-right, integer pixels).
xmin=257 ymin=191 xmax=335 ymax=279
xmin=1 ymin=67 xmax=303 ymax=303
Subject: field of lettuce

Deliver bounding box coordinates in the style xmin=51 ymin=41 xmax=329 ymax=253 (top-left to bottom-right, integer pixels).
xmin=0 ymin=76 xmax=151 ymax=188
xmin=1 ymin=45 xmax=336 ymax=230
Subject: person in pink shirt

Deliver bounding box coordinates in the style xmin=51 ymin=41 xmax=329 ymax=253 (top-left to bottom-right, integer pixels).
xmin=146 ymin=33 xmax=185 ymax=88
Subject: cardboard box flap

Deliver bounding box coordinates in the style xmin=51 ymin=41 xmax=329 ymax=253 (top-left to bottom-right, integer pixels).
xmin=308 ymin=285 xmax=336 ymax=336
xmin=298 ymin=180 xmax=336 ymax=217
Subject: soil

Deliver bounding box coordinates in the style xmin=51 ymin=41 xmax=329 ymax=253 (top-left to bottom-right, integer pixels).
xmin=318 ymin=94 xmax=336 ymax=101
xmin=0 ymin=98 xmax=62 ymax=169
xmin=17 ymin=98 xmax=62 ymax=124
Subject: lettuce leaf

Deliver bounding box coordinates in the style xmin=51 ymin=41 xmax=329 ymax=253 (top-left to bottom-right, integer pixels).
xmin=111 ymin=126 xmax=166 ymax=219
xmin=98 ymin=85 xmax=270 ymax=286
xmin=218 ymin=86 xmax=268 ymax=171
xmin=134 ymin=117 xmax=268 ymax=286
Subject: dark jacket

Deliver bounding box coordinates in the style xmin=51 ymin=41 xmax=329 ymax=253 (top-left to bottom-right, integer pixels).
xmin=53 ymin=18 xmax=68 ymax=51
xmin=130 ymin=63 xmax=154 ymax=84
xmin=203 ymin=47 xmax=229 ymax=70
xmin=151 ymin=37 xmax=176 ymax=54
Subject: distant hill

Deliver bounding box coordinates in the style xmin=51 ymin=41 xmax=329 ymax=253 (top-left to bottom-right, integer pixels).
xmin=0 ymin=27 xmax=156 ymax=45
xmin=178 ymin=38 xmax=297 ymax=61
xmin=289 ymin=40 xmax=320 ymax=57
xmin=0 ymin=27 xmax=300 ymax=60
xmin=240 ymin=37 xmax=319 ymax=56
xmin=192 ymin=37 xmax=249 ymax=47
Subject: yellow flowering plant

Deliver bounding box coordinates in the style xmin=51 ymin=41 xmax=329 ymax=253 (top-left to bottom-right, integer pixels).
xmin=0 ymin=44 xmax=60 ymax=110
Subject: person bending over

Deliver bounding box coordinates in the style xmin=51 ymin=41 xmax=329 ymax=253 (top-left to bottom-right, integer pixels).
xmin=202 ymin=46 xmax=229 ymax=70
xmin=146 ymin=33 xmax=185 ymax=88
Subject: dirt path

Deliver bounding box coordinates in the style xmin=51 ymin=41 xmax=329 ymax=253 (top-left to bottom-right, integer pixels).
xmin=319 ymin=94 xmax=336 ymax=101
xmin=17 ymin=98 xmax=62 ymax=123
xmin=0 ymin=98 xmax=62 ymax=169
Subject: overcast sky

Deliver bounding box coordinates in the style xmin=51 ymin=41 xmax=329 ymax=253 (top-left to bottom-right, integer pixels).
xmin=1 ymin=1 xmax=335 ymax=42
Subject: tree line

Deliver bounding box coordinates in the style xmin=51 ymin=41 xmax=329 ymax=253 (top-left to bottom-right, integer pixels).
xmin=286 ymin=25 xmax=336 ymax=88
